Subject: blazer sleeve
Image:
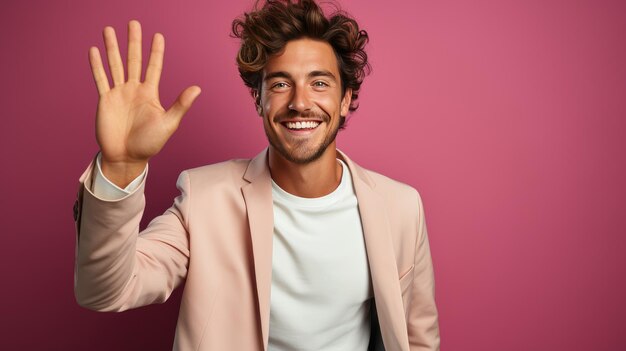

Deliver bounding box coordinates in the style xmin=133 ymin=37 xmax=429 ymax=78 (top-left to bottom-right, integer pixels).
xmin=407 ymin=191 xmax=441 ymax=350
xmin=73 ymin=159 xmax=190 ymax=312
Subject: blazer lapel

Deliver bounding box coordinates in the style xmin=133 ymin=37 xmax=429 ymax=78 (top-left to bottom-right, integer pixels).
xmin=338 ymin=150 xmax=410 ymax=351
xmin=241 ymin=148 xmax=274 ymax=351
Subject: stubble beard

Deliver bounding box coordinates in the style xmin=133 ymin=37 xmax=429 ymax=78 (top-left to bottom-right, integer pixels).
xmin=265 ymin=111 xmax=341 ymax=165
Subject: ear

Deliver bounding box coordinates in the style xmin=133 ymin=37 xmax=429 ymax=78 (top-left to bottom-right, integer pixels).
xmin=340 ymin=88 xmax=352 ymax=117
xmin=252 ymin=89 xmax=263 ymax=116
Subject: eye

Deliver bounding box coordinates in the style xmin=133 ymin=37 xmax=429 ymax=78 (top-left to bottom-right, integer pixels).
xmin=272 ymin=82 xmax=289 ymax=89
xmin=313 ymin=81 xmax=329 ymax=87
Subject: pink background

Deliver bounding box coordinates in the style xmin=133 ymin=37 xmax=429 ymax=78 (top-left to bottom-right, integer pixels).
xmin=1 ymin=0 xmax=625 ymax=349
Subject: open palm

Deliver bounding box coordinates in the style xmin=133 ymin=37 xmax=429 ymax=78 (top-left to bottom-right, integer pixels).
xmin=89 ymin=20 xmax=200 ymax=167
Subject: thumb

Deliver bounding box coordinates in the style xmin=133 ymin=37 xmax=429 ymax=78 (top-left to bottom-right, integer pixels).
xmin=165 ymin=85 xmax=201 ymax=125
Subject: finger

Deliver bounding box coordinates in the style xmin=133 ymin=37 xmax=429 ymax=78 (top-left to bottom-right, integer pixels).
xmin=127 ymin=20 xmax=142 ymax=82
xmin=88 ymin=46 xmax=110 ymax=95
xmin=165 ymin=86 xmax=202 ymax=127
xmin=145 ymin=33 xmax=164 ymax=89
xmin=103 ymin=26 xmax=125 ymax=86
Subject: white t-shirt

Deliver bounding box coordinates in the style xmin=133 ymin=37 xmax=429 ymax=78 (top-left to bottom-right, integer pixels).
xmin=269 ymin=160 xmax=373 ymax=350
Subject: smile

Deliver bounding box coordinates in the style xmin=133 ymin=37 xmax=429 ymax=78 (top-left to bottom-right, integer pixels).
xmin=282 ymin=121 xmax=321 ymax=130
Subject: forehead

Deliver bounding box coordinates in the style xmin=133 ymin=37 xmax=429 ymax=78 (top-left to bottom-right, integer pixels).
xmin=263 ymin=38 xmax=339 ymax=78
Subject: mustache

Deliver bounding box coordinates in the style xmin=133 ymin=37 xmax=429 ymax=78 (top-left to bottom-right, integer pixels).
xmin=274 ymin=109 xmax=329 ymax=123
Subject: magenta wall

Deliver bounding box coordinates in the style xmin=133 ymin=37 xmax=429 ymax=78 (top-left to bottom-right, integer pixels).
xmin=1 ymin=0 xmax=625 ymax=349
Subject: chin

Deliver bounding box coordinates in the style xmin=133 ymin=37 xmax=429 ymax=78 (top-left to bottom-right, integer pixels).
xmin=270 ymin=140 xmax=329 ymax=164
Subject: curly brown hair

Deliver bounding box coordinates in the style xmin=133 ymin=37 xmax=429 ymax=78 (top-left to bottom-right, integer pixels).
xmin=231 ymin=0 xmax=371 ymax=123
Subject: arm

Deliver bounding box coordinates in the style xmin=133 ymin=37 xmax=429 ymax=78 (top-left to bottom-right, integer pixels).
xmin=74 ymin=160 xmax=190 ymax=312
xmin=74 ymin=20 xmax=200 ymax=311
xmin=407 ymin=191 xmax=440 ymax=350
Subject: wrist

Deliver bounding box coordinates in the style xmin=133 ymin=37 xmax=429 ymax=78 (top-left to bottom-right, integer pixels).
xmin=99 ymin=155 xmax=148 ymax=189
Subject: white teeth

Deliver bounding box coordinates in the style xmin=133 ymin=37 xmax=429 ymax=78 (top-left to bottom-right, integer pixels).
xmin=285 ymin=121 xmax=320 ymax=129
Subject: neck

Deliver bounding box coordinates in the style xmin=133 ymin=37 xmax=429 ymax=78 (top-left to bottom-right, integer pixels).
xmin=268 ymin=144 xmax=342 ymax=198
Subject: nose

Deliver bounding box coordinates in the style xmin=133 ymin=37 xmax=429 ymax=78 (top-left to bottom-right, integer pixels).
xmin=288 ymin=85 xmax=312 ymax=113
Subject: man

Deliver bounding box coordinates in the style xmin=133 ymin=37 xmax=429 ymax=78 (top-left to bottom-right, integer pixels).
xmin=73 ymin=0 xmax=440 ymax=350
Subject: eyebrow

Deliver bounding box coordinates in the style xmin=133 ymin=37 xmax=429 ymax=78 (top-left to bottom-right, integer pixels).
xmin=264 ymin=70 xmax=338 ymax=82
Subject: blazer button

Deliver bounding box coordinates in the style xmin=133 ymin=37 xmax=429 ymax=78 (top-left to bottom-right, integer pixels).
xmin=73 ymin=200 xmax=79 ymax=221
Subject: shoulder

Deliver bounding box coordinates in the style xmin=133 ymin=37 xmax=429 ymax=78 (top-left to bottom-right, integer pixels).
xmin=340 ymin=150 xmax=421 ymax=206
xmin=350 ymin=162 xmax=427 ymax=241
xmin=347 ymin=159 xmax=424 ymax=224
xmin=176 ymin=158 xmax=250 ymax=190
xmin=185 ymin=158 xmax=249 ymax=178
xmin=364 ymin=168 xmax=422 ymax=208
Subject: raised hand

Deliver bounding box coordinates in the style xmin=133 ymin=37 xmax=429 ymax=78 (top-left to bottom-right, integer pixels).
xmin=88 ymin=20 xmax=201 ymax=188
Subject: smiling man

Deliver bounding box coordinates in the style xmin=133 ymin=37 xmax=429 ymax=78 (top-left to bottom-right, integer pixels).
xmin=73 ymin=1 xmax=440 ymax=350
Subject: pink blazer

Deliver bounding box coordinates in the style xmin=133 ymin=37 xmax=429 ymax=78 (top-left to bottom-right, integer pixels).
xmin=73 ymin=148 xmax=440 ymax=351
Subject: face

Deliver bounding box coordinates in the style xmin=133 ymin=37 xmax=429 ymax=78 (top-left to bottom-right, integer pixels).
xmin=258 ymin=38 xmax=352 ymax=164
